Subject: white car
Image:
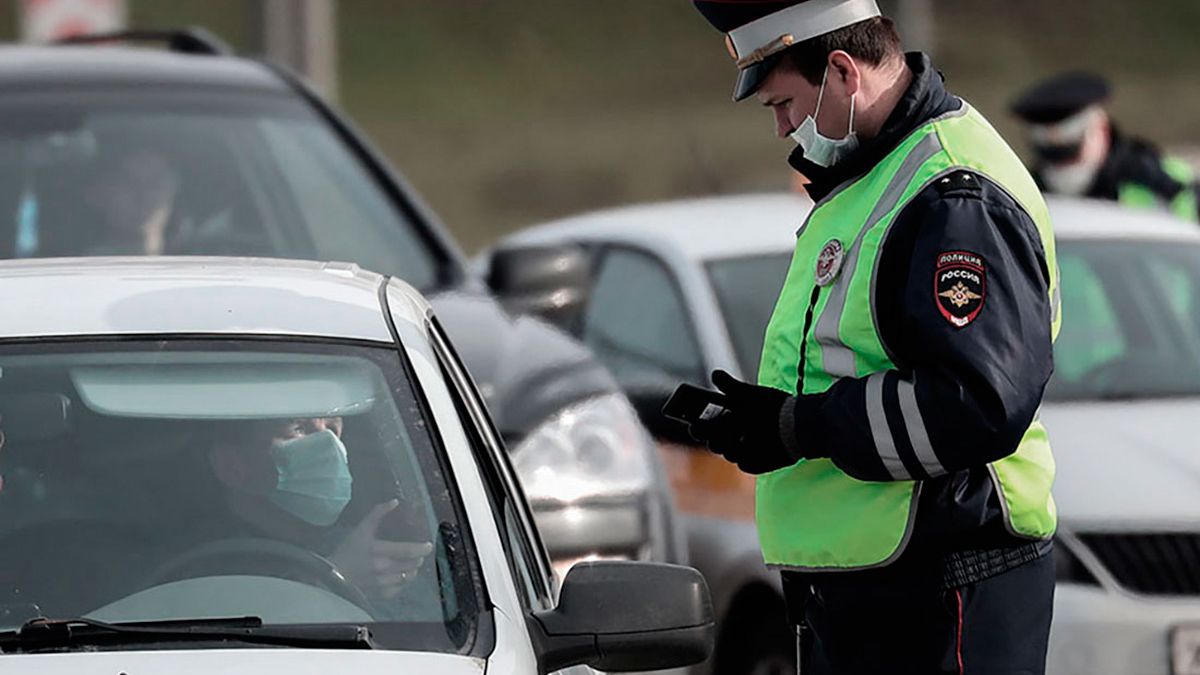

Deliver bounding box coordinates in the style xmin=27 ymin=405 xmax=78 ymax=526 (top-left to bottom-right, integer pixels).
xmin=485 ymin=194 xmax=1200 ymax=675
xmin=0 ymin=257 xmax=713 ymax=674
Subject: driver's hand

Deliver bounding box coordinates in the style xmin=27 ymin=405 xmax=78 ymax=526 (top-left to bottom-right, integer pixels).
xmin=329 ymin=499 xmax=433 ymax=599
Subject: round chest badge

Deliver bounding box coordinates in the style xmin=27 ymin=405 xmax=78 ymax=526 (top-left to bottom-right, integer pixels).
xmin=814 ymin=239 xmax=845 ymax=287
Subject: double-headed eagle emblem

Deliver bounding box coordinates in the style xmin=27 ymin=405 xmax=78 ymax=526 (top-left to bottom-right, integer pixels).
xmin=938 ymin=282 xmax=981 ymax=308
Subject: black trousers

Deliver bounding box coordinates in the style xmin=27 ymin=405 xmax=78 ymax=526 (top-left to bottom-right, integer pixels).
xmin=794 ymin=553 xmax=1055 ymax=675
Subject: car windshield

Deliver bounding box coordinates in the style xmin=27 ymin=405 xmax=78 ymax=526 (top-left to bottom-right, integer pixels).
xmin=0 ymin=339 xmax=481 ymax=653
xmin=0 ymin=89 xmax=441 ymax=291
xmin=709 ymin=241 xmax=1200 ymax=402
xmin=1046 ymin=239 xmax=1200 ymax=401
xmin=706 ymin=254 xmax=793 ymax=379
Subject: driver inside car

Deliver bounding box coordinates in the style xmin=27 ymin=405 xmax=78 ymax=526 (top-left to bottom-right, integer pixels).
xmin=81 ymin=139 xmax=260 ymax=258
xmin=84 ymin=144 xmax=185 ymax=256
xmin=204 ymin=416 xmax=434 ymax=600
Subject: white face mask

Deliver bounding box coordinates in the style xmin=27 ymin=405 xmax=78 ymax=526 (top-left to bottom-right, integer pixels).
xmin=789 ymin=64 xmax=859 ymax=167
xmin=1037 ymin=108 xmax=1107 ymax=197
xmin=1042 ymin=157 xmax=1101 ymax=197
xmin=269 ymin=429 xmax=353 ymax=526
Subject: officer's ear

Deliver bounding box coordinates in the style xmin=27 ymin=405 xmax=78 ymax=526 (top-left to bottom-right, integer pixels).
xmin=1097 ymin=111 xmax=1113 ymax=143
xmin=827 ymin=50 xmax=860 ymax=97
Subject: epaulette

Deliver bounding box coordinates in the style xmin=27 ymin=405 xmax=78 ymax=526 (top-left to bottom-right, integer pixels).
xmin=934 ymin=170 xmax=985 ymax=197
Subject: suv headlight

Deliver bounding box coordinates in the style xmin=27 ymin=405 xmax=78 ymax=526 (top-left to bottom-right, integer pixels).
xmin=511 ymin=393 xmax=653 ymax=504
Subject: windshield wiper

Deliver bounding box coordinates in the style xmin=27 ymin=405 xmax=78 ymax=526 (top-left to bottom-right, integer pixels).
xmin=0 ymin=615 xmax=374 ymax=653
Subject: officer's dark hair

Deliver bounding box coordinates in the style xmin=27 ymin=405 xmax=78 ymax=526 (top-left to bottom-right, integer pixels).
xmin=781 ymin=17 xmax=903 ymax=85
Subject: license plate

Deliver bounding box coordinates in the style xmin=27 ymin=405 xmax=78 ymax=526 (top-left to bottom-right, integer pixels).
xmin=1172 ymin=625 xmax=1200 ymax=675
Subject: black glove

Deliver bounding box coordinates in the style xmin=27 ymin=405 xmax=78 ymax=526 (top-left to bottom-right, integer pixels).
xmin=688 ymin=370 xmax=799 ymax=475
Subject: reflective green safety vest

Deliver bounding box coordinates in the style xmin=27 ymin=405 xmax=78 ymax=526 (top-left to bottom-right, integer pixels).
xmin=755 ymin=103 xmax=1059 ymax=571
xmin=1118 ymin=156 xmax=1199 ymax=223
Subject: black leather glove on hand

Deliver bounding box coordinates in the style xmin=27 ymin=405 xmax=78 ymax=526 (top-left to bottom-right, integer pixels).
xmin=693 ymin=370 xmax=799 ymax=475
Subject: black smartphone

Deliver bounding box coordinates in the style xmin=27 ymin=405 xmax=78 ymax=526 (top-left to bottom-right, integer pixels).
xmin=661 ymin=383 xmax=730 ymax=425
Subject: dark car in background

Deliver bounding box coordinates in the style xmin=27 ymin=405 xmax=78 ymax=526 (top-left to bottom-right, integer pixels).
xmin=0 ymin=31 xmax=684 ymax=581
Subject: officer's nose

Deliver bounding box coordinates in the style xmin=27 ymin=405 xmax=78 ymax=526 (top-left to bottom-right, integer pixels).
xmin=774 ymin=107 xmax=794 ymax=139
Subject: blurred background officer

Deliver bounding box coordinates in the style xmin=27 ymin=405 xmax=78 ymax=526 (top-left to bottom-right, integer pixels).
xmin=688 ymin=0 xmax=1059 ymax=673
xmin=1012 ymin=72 xmax=1200 ymax=223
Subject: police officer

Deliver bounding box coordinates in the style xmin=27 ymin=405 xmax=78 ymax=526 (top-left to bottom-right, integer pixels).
xmin=686 ymin=1 xmax=1058 ymax=673
xmin=1011 ymin=71 xmax=1199 ymax=222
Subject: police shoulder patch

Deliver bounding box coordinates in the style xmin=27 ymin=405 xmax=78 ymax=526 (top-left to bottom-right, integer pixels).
xmin=935 ymin=250 xmax=986 ymax=328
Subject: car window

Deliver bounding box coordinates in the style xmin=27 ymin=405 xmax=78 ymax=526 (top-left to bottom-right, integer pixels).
xmin=706 ymin=253 xmax=793 ymax=380
xmin=583 ymin=247 xmax=705 ymax=386
xmin=0 ymin=90 xmax=439 ymax=291
xmin=1045 ymin=240 xmax=1200 ymax=400
xmin=0 ymin=339 xmax=481 ymax=654
xmin=1146 ymin=262 xmax=1200 ymax=342
xmin=1051 ymin=253 xmax=1126 ymax=382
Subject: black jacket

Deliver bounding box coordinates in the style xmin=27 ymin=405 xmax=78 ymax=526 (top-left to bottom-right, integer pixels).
xmin=781 ymin=54 xmax=1054 ymax=587
xmin=1034 ymin=128 xmax=1200 ymax=222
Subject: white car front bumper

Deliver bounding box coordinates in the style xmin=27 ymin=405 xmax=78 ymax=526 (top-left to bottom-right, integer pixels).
xmin=1051 ymin=582 xmax=1200 ymax=675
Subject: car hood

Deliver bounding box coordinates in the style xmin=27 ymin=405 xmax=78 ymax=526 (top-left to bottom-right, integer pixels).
xmin=1042 ymin=398 xmax=1200 ymax=530
xmin=428 ymin=290 xmax=618 ymax=442
xmin=0 ymin=648 xmax=484 ymax=674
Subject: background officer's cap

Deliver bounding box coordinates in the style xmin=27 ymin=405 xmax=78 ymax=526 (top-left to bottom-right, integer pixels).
xmin=694 ymin=0 xmax=883 ymax=102
xmin=1010 ymin=72 xmax=1111 ymax=125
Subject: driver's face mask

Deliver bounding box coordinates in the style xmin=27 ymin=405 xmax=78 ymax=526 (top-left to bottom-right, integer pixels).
xmin=789 ymin=63 xmax=860 ymax=167
xmin=269 ymin=429 xmax=353 ymax=526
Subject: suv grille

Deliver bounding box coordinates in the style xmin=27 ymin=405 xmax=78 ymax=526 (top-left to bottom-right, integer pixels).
xmin=1079 ymin=533 xmax=1200 ymax=595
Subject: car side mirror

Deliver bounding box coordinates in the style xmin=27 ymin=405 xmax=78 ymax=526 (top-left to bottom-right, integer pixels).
xmin=486 ymin=244 xmax=590 ymax=332
xmin=528 ymin=561 xmax=714 ymax=674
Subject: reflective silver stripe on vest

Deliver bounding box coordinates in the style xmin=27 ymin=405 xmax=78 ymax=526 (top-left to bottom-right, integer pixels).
xmin=812 ymin=131 xmax=945 ymax=378
xmin=896 ymin=377 xmax=946 ymax=477
xmin=1050 ymin=261 xmax=1062 ymax=325
xmin=865 ymin=372 xmax=910 ymax=480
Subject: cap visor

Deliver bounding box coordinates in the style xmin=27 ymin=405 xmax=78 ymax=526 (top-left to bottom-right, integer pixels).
xmin=732 ymin=57 xmax=777 ymax=102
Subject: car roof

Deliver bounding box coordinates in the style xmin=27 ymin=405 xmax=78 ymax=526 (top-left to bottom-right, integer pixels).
xmin=0 ymin=257 xmax=427 ymax=342
xmin=502 ymin=193 xmax=812 ymax=261
xmin=1043 ymin=195 xmax=1200 ymax=241
xmin=0 ymin=46 xmax=287 ymax=93
xmin=503 ymin=193 xmax=1200 ymax=262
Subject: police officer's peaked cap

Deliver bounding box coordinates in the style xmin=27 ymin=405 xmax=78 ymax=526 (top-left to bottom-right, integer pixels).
xmin=1010 ymin=72 xmax=1110 ymax=125
xmin=694 ymin=0 xmax=883 ymax=101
